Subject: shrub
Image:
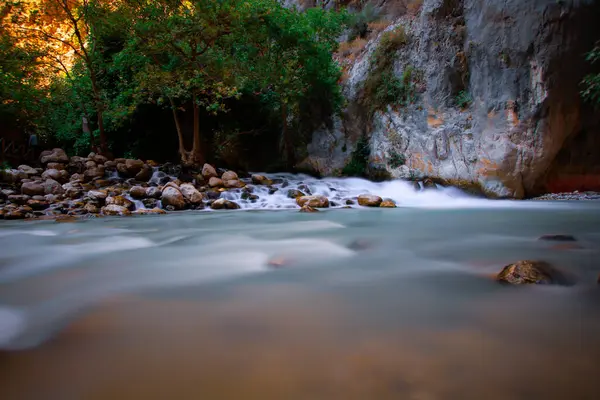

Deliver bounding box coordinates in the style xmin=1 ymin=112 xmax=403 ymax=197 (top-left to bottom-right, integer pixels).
xmin=342 ymin=136 xmax=370 ymax=176
xmin=582 ymin=42 xmax=600 ymax=107
xmin=348 ymin=3 xmax=380 ymax=41
xmin=388 ymin=150 xmax=406 ymax=168
xmin=455 ymin=90 xmax=472 ymax=108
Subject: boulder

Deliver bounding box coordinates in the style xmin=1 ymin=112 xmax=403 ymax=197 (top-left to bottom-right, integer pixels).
xmin=83 ymin=166 xmax=105 ymax=182
xmin=221 ymin=170 xmax=238 ymax=181
xmin=142 ymin=198 xmax=158 ymax=208
xmin=287 ymin=189 xmax=306 ymax=199
xmin=496 ymin=260 xmax=567 ymax=285
xmin=422 ymin=179 xmax=437 ymax=190
xmin=345 ymin=199 xmax=355 ymax=205
xmin=40 ymin=148 xmax=68 ymax=164
xmin=84 ymin=203 xmax=100 ymax=214
xmin=299 ymin=205 xmax=319 ymax=213
xmin=358 ymin=194 xmax=383 ymax=207
xmin=135 ymin=166 xmax=153 ymax=182
xmin=46 ymin=162 xmax=65 ymax=171
xmin=129 ymin=186 xmax=148 ymax=199
xmin=27 ymin=199 xmax=49 ymax=210
xmin=161 ymin=186 xmax=186 ymax=210
xmin=21 ymin=182 xmax=45 ymax=196
xmin=42 ymin=179 xmax=64 ymax=195
xmin=209 ymin=177 xmax=224 ymax=188
xmin=7 ymin=195 xmax=29 ymax=205
xmin=125 ymin=159 xmax=144 ymax=176
xmin=296 ymin=195 xmax=329 ymax=208
xmin=62 ymin=182 xmax=83 ymax=199
xmin=380 ymin=199 xmax=397 ymax=208
xmin=93 ymin=154 xmax=108 ymax=164
xmin=146 ymin=187 xmax=162 ymax=199
xmin=101 ymin=204 xmax=131 ymax=216
xmin=85 ymin=160 xmax=97 ymax=169
xmin=224 ymin=179 xmax=245 ymax=189
xmin=87 ymin=190 xmax=108 ymax=202
xmin=106 ymin=195 xmax=135 ymax=211
xmin=179 ymin=183 xmax=204 ymax=204
xmin=251 ymin=174 xmax=273 ymax=185
xmin=133 ymin=208 xmax=167 ymax=215
xmin=3 ymin=209 xmax=24 ymax=220
xmin=116 ymin=163 xmax=128 ymax=176
xmin=18 ymin=165 xmax=38 ymax=176
xmin=210 ymin=198 xmax=240 ymax=210
xmin=42 ymin=168 xmax=69 ymax=183
xmin=70 ymin=173 xmax=84 ymax=182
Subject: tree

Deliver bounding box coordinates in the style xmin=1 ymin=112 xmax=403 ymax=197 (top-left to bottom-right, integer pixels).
xmin=582 ymin=42 xmax=600 ymax=107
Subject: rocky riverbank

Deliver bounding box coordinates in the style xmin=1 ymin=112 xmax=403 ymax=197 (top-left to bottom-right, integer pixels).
xmin=0 ymin=149 xmax=409 ymax=221
xmin=532 ymin=192 xmax=600 ymax=201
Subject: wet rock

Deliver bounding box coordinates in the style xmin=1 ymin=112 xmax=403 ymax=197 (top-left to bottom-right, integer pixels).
xmin=93 ymin=154 xmax=108 ymax=164
xmin=299 ymin=205 xmax=319 ymax=213
xmin=179 ymin=183 xmax=204 ymax=204
xmin=496 ymin=260 xmax=567 ymax=285
xmin=117 ymin=163 xmax=128 ymax=176
xmin=3 ymin=209 xmax=25 ymax=220
xmin=85 ymin=160 xmax=97 ymax=169
xmin=88 ymin=190 xmax=108 ymax=202
xmin=241 ymin=192 xmax=259 ymax=201
xmin=345 ymin=199 xmax=355 ymax=205
xmin=18 ymin=165 xmax=38 ymax=176
xmin=46 ymin=162 xmax=65 ymax=171
xmin=54 ymin=215 xmax=78 ymax=223
xmin=84 ymin=203 xmax=99 ymax=214
xmin=412 ymin=181 xmax=421 ymax=191
xmin=296 ymin=195 xmax=329 ymax=208
xmin=135 ymin=166 xmax=153 ymax=182
xmin=63 ymin=182 xmax=84 ymax=199
xmin=40 ymin=148 xmax=68 ymax=164
xmin=125 ymin=159 xmax=144 ymax=176
xmin=133 ymin=208 xmax=166 ymax=215
xmin=106 ymin=195 xmax=135 ymax=211
xmin=146 ymin=187 xmax=162 ymax=199
xmin=205 ymin=190 xmax=221 ymax=200
xmin=70 ymin=173 xmax=84 ymax=182
xmin=42 ymin=169 xmax=68 ymax=183
xmin=21 ymin=181 xmax=45 ymax=196
xmin=380 ymin=199 xmax=397 ymax=208
xmin=358 ymin=194 xmax=383 ymax=207
xmin=161 ymin=186 xmax=186 ymax=210
xmin=224 ymin=179 xmax=245 ymax=189
xmin=83 ymin=166 xmax=105 ymax=182
xmin=129 ymin=186 xmax=148 ymax=199
xmin=268 ymin=188 xmax=279 ymax=195
xmin=142 ymin=198 xmax=158 ymax=208
xmin=251 ymin=174 xmax=273 ymax=185
xmin=101 ymin=204 xmax=131 ymax=216
xmin=209 ymin=177 xmax=224 ymax=188
xmin=538 ymin=234 xmax=577 ymax=242
xmin=221 ymin=170 xmax=238 ymax=181
xmin=27 ymin=200 xmax=49 ymax=211
xmin=287 ymin=189 xmax=306 ymax=199
xmin=104 ymin=160 xmax=117 ymax=170
xmin=422 ymin=179 xmax=437 ymax=190
xmin=202 ymin=163 xmax=218 ymax=179
xmin=210 ymin=198 xmax=240 ymax=210
xmin=298 ymin=184 xmax=312 ymax=195
xmin=41 ymin=179 xmax=64 ymax=195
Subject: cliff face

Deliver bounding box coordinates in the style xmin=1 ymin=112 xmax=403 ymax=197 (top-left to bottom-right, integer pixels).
xmin=299 ymin=0 xmax=600 ymax=198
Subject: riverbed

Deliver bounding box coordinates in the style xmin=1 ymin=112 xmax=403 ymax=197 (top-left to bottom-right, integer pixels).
xmin=1 ymin=199 xmax=600 ymax=399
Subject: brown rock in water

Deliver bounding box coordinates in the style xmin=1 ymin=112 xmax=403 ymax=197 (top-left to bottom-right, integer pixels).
xmin=358 ymin=194 xmax=383 ymax=207
xmin=221 ymin=170 xmax=239 ymax=181
xmin=129 ymin=186 xmax=147 ymax=199
xmin=251 ymin=174 xmax=273 ymax=185
xmin=135 ymin=166 xmax=153 ymax=182
xmin=208 ymin=177 xmax=224 ymax=188
xmin=83 ymin=166 xmax=105 ymax=182
xmin=224 ymin=179 xmax=245 ymax=189
xmin=179 ymin=183 xmax=204 ymax=205
xmin=380 ymin=199 xmax=397 ymax=208
xmin=296 ymin=195 xmax=329 ymax=208
xmin=21 ymin=182 xmax=45 ymax=196
xmin=106 ymin=195 xmax=135 ymax=211
xmin=299 ymin=205 xmax=319 ymax=213
xmin=101 ymin=204 xmax=131 ymax=216
xmin=496 ymin=260 xmax=567 ymax=285
xmin=84 ymin=203 xmax=99 ymax=214
xmin=287 ymin=189 xmax=306 ymax=199
xmin=201 ymin=163 xmax=218 ymax=179
xmin=133 ymin=208 xmax=166 ymax=215
xmin=125 ymin=159 xmax=144 ymax=176
xmin=161 ymin=186 xmax=186 ymax=210
xmin=210 ymin=198 xmax=240 ymax=210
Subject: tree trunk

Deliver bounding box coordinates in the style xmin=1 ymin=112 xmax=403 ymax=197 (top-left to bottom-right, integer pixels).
xmin=190 ymin=94 xmax=205 ymax=166
xmin=88 ymin=72 xmax=108 ymax=155
xmin=169 ymin=97 xmax=188 ymax=162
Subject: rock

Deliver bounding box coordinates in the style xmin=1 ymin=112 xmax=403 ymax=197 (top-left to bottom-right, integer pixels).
xmin=117 ymin=163 xmax=128 ymax=176
xmin=88 ymin=190 xmax=108 ymax=202
xmin=27 ymin=199 xmax=49 ymax=211
xmin=18 ymin=165 xmax=38 ymax=175
xmin=85 ymin=160 xmax=97 ymax=169
xmin=83 ymin=166 xmax=105 ymax=182
xmin=8 ymin=194 xmax=30 ymax=205
xmin=84 ymin=203 xmax=99 ymax=214
xmin=115 ymin=158 xmax=126 ymax=164
xmin=70 ymin=173 xmax=84 ymax=182
xmin=41 ymin=179 xmax=64 ymax=195
xmin=133 ymin=208 xmax=167 ymax=215
xmin=42 ymin=169 xmax=68 ymax=183
xmin=287 ymin=189 xmax=306 ymax=199
xmin=93 ymin=154 xmax=108 ymax=164
xmin=106 ymin=195 xmax=135 ymax=210
xmin=268 ymin=188 xmax=278 ymax=195
xmin=224 ymin=179 xmax=245 ymax=189
xmin=129 ymin=186 xmax=148 ymax=199
xmin=135 ymin=166 xmax=153 ymax=182
xmin=205 ymin=190 xmax=221 ymax=200
xmin=146 ymin=160 xmax=159 ymax=167
xmin=142 ymin=198 xmax=158 ymax=208
xmin=538 ymin=234 xmax=577 ymax=242
xmin=357 ymin=194 xmax=383 ymax=207
xmin=125 ymin=159 xmax=144 ymax=176
xmin=104 ymin=160 xmax=117 ymax=169
xmin=146 ymin=187 xmax=162 ymax=199
xmin=46 ymin=162 xmax=65 ymax=171
xmin=54 ymin=215 xmax=78 ymax=223
xmin=161 ymin=186 xmax=186 ymax=210
xmin=21 ymin=181 xmax=45 ymax=196
xmin=3 ymin=209 xmax=24 ymax=220
xmin=221 ymin=170 xmax=238 ymax=181
xmin=496 ymin=260 xmax=567 ymax=285
xmin=40 ymin=148 xmax=68 ymax=164
xmin=380 ymin=199 xmax=397 ymax=208
xmin=209 ymin=177 xmax=224 ymax=188
xmin=251 ymin=174 xmax=273 ymax=185
xmin=210 ymin=198 xmax=240 ymax=210
xmin=241 ymin=192 xmax=259 ymax=201
xmin=101 ymin=204 xmax=131 ymax=216
xmin=179 ymin=183 xmax=204 ymax=204
xmin=63 ymin=182 xmax=83 ymax=199
xmin=299 ymin=205 xmax=319 ymax=213
xmin=345 ymin=199 xmax=355 ymax=205
xmin=296 ymin=195 xmax=329 ymax=208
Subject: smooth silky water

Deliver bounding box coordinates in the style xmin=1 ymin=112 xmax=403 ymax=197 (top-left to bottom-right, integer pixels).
xmin=1 ymin=177 xmax=600 ymax=399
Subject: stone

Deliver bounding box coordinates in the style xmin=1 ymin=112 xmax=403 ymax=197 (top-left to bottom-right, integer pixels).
xmin=287 ymin=189 xmax=306 ymax=199
xmin=3 ymin=209 xmax=24 ymax=220
xmin=93 ymin=154 xmax=108 ymax=164
xmin=21 ymin=181 xmax=45 ymax=196
xmin=40 ymin=148 xmax=68 ymax=164
xmin=117 ymin=163 xmax=128 ymax=176
xmin=88 ymin=190 xmax=108 ymax=202
xmin=241 ymin=192 xmax=259 ymax=201
xmin=129 ymin=186 xmax=148 ymax=199
xmin=84 ymin=203 xmax=99 ymax=214
xmin=106 ymin=195 xmax=135 ymax=210
xmin=70 ymin=173 xmax=84 ymax=182
xmin=296 ymin=195 xmax=329 ymax=208
xmin=209 ymin=177 xmax=224 ymax=188
xmin=538 ymin=234 xmax=577 ymax=242
xmin=345 ymin=199 xmax=355 ymax=205
xmin=221 ymin=170 xmax=238 ymax=181
xmin=496 ymin=260 xmax=567 ymax=285
xmin=142 ymin=198 xmax=158 ymax=208
xmin=210 ymin=198 xmax=240 ymax=210
xmin=146 ymin=187 xmax=162 ymax=199
xmin=357 ymin=194 xmax=383 ymax=207
xmin=85 ymin=160 xmax=97 ymax=169
xmin=179 ymin=183 xmax=204 ymax=204
xmin=205 ymin=190 xmax=221 ymax=200
xmin=135 ymin=166 xmax=153 ymax=182
xmin=133 ymin=208 xmax=167 ymax=215
xmin=8 ymin=194 xmax=30 ymax=205
xmin=41 ymin=179 xmax=64 ymax=195
xmin=422 ymin=179 xmax=437 ymax=190
xmin=299 ymin=205 xmax=319 ymax=213
xmin=63 ymin=182 xmax=83 ymax=199
xmin=83 ymin=166 xmax=105 ymax=182
xmin=251 ymin=174 xmax=273 ymax=185
xmin=101 ymin=204 xmax=131 ymax=216
xmin=125 ymin=159 xmax=144 ymax=176
xmin=42 ymin=169 xmax=68 ymax=183
xmin=46 ymin=162 xmax=65 ymax=171
xmin=224 ymin=179 xmax=245 ymax=189
xmin=161 ymin=186 xmax=186 ymax=210
xmin=380 ymin=199 xmax=397 ymax=208
xmin=18 ymin=165 xmax=38 ymax=175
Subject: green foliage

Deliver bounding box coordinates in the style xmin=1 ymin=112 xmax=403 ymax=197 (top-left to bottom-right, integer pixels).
xmin=388 ymin=150 xmax=406 ymax=168
xmin=342 ymin=136 xmax=370 ymax=177
xmin=1 ymin=161 xmax=11 ymax=171
xmin=582 ymin=42 xmax=600 ymax=106
xmin=362 ymin=27 xmax=415 ymax=113
xmin=348 ymin=2 xmax=379 ymax=41
xmin=455 ymin=90 xmax=472 ymax=108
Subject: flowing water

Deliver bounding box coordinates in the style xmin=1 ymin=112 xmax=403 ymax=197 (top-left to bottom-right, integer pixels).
xmin=1 ymin=176 xmax=600 ymax=399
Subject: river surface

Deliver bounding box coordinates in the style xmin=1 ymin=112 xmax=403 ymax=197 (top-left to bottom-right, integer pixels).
xmin=1 ymin=178 xmax=600 ymax=399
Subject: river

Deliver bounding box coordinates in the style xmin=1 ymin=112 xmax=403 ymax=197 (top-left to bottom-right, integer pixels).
xmin=1 ymin=176 xmax=599 ymax=399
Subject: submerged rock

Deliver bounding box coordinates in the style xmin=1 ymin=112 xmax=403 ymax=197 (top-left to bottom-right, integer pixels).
xmin=296 ymin=195 xmax=329 ymax=208
xmin=251 ymin=174 xmax=273 ymax=185
xmin=101 ymin=204 xmax=131 ymax=216
xmin=129 ymin=186 xmax=147 ymax=199
xmin=287 ymin=189 xmax=306 ymax=199
xmin=299 ymin=205 xmax=319 ymax=213
xmin=496 ymin=260 xmax=567 ymax=285
xmin=380 ymin=199 xmax=397 ymax=208
xmin=358 ymin=194 xmax=383 ymax=207
xmin=106 ymin=195 xmax=135 ymax=211
xmin=210 ymin=198 xmax=240 ymax=210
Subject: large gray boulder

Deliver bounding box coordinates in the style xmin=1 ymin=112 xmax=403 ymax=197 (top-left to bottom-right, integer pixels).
xmin=161 ymin=186 xmax=186 ymax=210
xmin=179 ymin=183 xmax=204 ymax=205
xmin=21 ymin=182 xmax=45 ymax=196
xmin=40 ymin=148 xmax=68 ymax=164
